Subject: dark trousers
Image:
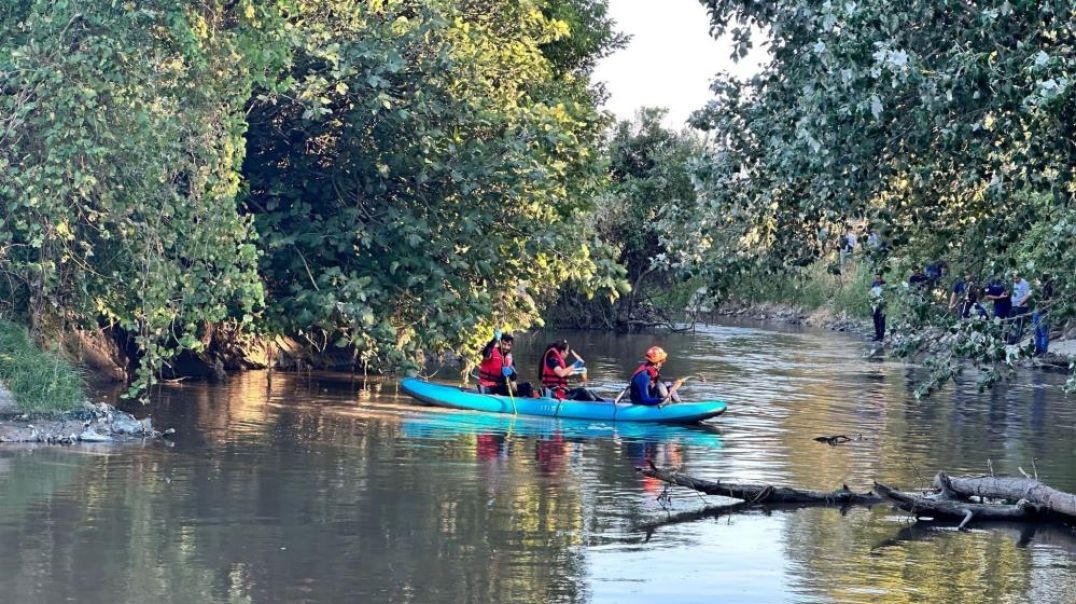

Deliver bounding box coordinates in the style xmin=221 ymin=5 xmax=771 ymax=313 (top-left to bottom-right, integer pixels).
xmin=541 ymin=386 xmax=604 ymax=401
xmin=567 ymin=387 xmax=603 ymax=401
xmin=872 ymin=309 xmax=886 ymax=341
xmin=485 ymin=382 xmax=535 ymax=397
xmin=1008 ymin=306 xmax=1030 ymax=344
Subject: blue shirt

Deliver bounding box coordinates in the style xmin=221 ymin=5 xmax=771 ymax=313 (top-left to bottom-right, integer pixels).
xmin=630 ymin=370 xmax=662 ymax=406
xmin=985 ymin=283 xmax=1011 ymax=318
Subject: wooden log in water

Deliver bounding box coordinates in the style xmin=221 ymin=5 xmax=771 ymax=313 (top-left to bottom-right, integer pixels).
xmin=934 ymin=472 xmax=1076 ymax=520
xmin=639 ymin=464 xmax=1076 ymax=529
xmin=638 ymin=463 xmax=883 ymax=505
xmin=873 ymin=482 xmax=1037 ymax=529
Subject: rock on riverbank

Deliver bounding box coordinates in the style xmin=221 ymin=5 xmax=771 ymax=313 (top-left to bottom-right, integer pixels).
xmin=0 ymin=398 xmax=170 ymax=444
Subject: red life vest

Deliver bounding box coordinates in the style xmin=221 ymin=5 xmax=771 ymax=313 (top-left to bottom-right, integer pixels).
xmin=540 ymin=347 xmax=569 ymax=398
xmin=478 ymin=346 xmax=509 ymax=387
xmin=632 ymin=363 xmax=659 ymax=385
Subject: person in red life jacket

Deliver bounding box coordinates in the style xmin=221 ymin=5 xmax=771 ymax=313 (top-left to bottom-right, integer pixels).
xmin=537 ymin=340 xmax=602 ymax=401
xmin=477 ymin=331 xmax=534 ymax=397
xmin=629 ymin=346 xmax=680 ymax=406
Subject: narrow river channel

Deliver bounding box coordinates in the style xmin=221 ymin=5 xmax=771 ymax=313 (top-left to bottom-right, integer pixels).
xmin=2 ymin=322 xmax=1075 ymax=603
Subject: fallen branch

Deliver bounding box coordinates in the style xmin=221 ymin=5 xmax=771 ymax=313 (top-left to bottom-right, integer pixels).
xmin=873 ymin=482 xmax=1038 ymax=529
xmin=635 ymin=500 xmax=756 ymax=539
xmin=638 ymin=465 xmax=1076 ymax=532
xmin=638 ymin=462 xmax=883 ymax=505
xmin=934 ymin=472 xmax=1076 ymax=520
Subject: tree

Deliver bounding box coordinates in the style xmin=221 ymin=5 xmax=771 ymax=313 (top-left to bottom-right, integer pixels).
xmin=0 ymin=1 xmax=288 ymax=394
xmin=552 ymin=108 xmax=705 ymax=329
xmin=685 ymin=0 xmax=1076 ymax=391
xmin=242 ymin=0 xmax=622 ymax=370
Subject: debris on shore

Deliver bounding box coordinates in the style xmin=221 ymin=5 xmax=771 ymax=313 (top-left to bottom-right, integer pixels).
xmin=0 ymin=402 xmax=171 ymax=444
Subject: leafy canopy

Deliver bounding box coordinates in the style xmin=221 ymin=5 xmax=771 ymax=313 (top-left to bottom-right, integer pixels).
xmin=687 ymin=0 xmax=1076 ymax=391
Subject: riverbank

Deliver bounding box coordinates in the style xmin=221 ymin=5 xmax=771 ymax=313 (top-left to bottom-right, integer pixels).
xmin=0 ymin=319 xmax=85 ymax=414
xmin=705 ymin=300 xmax=870 ymax=336
xmin=0 ymin=400 xmax=169 ymax=444
xmin=0 ymin=320 xmax=173 ymax=444
xmin=706 ymin=299 xmax=1076 ymax=372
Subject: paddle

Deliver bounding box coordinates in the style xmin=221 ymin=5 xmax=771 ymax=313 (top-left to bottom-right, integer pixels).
xmin=501 ymin=350 xmax=517 ymax=414
xmin=659 ymin=375 xmax=705 ymax=408
xmin=504 ymin=371 xmax=517 ymax=414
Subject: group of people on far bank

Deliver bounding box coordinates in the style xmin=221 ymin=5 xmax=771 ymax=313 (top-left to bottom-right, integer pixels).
xmin=869 ymin=266 xmax=1053 ymax=354
xmin=475 ymin=332 xmax=682 ymax=405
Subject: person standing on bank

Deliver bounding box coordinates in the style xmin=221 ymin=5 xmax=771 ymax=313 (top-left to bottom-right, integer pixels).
xmin=1011 ymin=271 xmax=1032 ymax=316
xmin=869 ymin=273 xmax=886 ymax=342
xmin=1033 ymin=274 xmax=1054 ymax=356
xmin=983 ymin=277 xmax=1011 ymax=319
xmin=949 ymin=272 xmax=972 ymax=314
xmin=840 ymin=227 xmax=857 ymax=264
xmin=630 ymin=346 xmax=681 ymax=406
xmin=1009 ymin=271 xmax=1033 ymax=344
xmin=477 ymin=331 xmax=534 ymax=397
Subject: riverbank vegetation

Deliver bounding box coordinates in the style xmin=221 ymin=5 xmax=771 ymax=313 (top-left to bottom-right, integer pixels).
xmin=1 ymin=0 xmax=627 ymax=397
xmin=673 ymin=0 xmax=1076 ymax=392
xmin=718 ymin=261 xmax=875 ymax=320
xmin=549 ymin=108 xmax=704 ymax=330
xmin=3 ymin=0 xmax=1076 ymax=399
xmin=0 ymin=319 xmax=84 ymax=414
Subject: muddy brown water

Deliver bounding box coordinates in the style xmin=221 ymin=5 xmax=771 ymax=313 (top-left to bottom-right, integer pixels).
xmin=1 ymin=322 xmax=1075 ymax=603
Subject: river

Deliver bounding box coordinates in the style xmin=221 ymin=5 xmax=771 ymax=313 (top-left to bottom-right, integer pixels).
xmin=1 ymin=322 xmax=1075 ymax=603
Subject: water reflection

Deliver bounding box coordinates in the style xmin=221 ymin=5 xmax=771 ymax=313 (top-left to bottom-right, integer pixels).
xmin=0 ymin=322 xmax=1074 ymax=603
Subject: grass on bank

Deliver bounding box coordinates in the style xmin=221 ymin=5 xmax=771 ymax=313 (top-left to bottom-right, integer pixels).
xmin=722 ymin=259 xmax=875 ymax=318
xmin=0 ymin=319 xmax=85 ymax=414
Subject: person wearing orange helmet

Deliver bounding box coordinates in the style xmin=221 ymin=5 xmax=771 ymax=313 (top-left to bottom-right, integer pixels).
xmin=629 ymin=346 xmax=680 ymax=406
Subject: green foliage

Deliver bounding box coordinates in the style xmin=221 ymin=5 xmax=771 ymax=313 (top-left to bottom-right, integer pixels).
xmin=539 ymin=0 xmax=627 ymax=75
xmin=0 ymin=1 xmax=289 ymax=397
xmin=243 ymin=0 xmax=621 ymax=368
xmin=0 ymin=0 xmax=622 ymax=394
xmin=0 ymin=319 xmax=84 ymax=414
xmin=686 ymin=0 xmax=1076 ymax=392
xmin=550 ymin=109 xmax=704 ymax=328
xmin=720 ymin=260 xmax=874 ymax=318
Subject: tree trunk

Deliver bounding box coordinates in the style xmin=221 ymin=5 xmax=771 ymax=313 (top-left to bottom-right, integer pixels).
xmin=874 ymin=482 xmax=1037 ymax=529
xmin=934 ymin=472 xmax=1076 ymax=519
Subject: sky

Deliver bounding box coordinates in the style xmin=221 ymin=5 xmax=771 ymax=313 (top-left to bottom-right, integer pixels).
xmin=592 ymin=0 xmax=766 ymax=129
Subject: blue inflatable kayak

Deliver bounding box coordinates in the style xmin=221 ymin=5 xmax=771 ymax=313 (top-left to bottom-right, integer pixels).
xmin=399 ymin=378 xmax=727 ymax=424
